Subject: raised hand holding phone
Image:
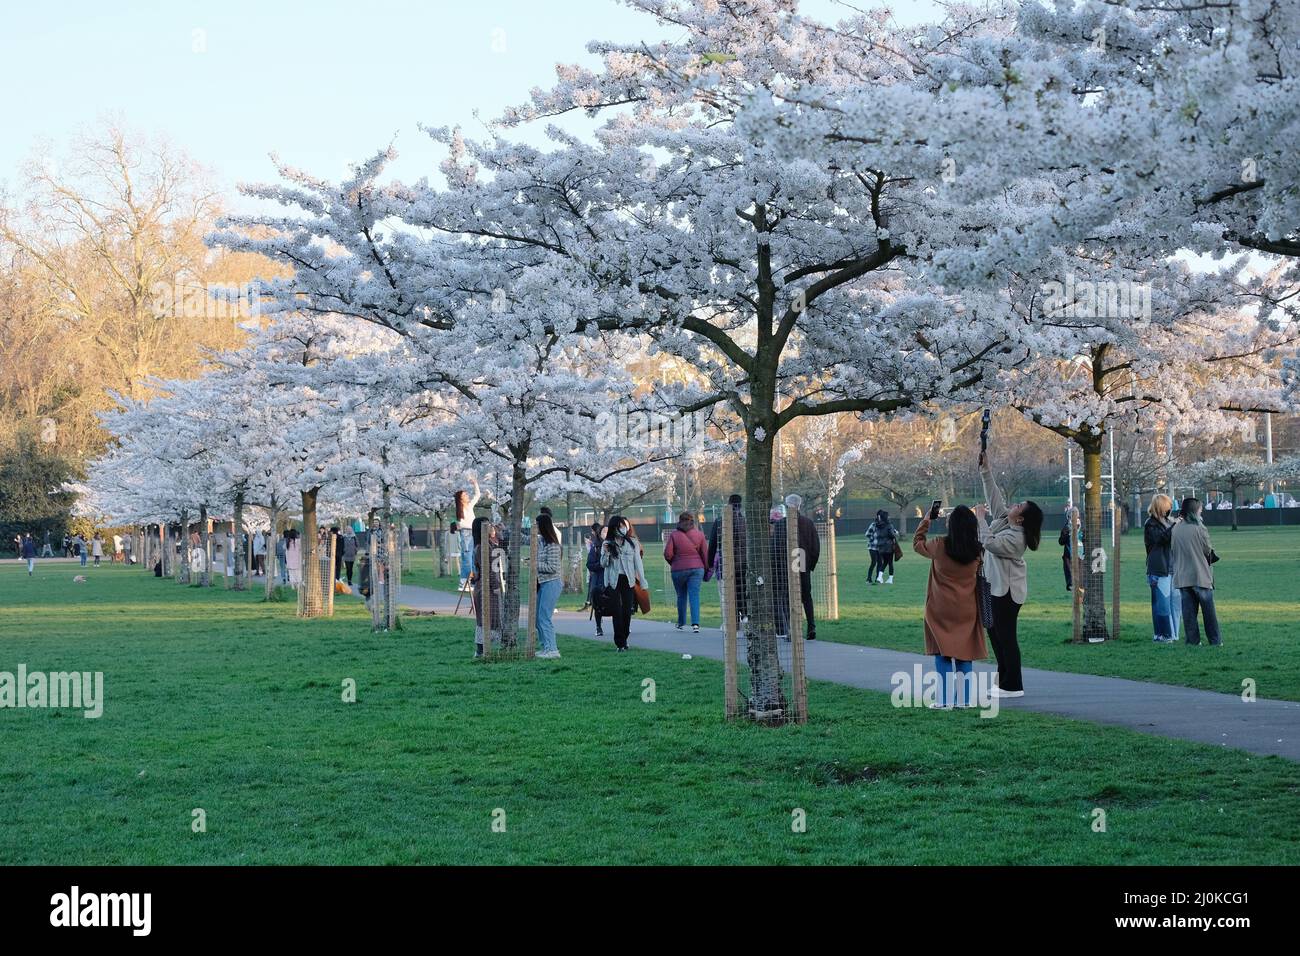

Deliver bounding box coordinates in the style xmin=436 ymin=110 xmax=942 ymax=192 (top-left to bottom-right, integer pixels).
xmin=929 ymin=499 xmax=942 ymax=521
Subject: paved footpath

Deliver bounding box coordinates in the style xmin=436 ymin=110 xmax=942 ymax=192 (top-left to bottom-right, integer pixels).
xmin=392 ymin=582 xmax=1300 ymax=762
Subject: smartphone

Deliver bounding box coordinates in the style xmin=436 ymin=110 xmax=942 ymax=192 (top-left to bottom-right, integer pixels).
xmin=929 ymin=499 xmax=942 ymax=520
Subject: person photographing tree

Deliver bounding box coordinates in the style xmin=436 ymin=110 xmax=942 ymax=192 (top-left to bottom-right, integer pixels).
xmin=974 ymin=436 xmax=1043 ymax=698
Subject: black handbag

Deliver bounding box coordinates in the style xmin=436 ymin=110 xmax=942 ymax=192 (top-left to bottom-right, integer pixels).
xmin=594 ymin=585 xmax=619 ymax=617
xmin=976 ymin=559 xmax=995 ymax=630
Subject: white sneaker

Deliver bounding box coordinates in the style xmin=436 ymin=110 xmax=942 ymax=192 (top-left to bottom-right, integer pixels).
xmin=990 ymin=686 xmax=1024 ymax=698
xmin=886 ymin=575 xmax=894 ymax=584
xmin=536 ymin=650 xmax=561 ymax=659
xmin=876 ymin=572 xmax=884 ymax=583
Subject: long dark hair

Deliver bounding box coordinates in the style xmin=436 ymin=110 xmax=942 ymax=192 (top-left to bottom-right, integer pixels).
xmin=536 ymin=513 xmax=559 ymax=545
xmin=470 ymin=516 xmax=490 ymax=557
xmin=1022 ymin=501 xmax=1044 ymax=551
xmin=944 ymin=505 xmax=982 ymax=565
xmin=603 ymin=515 xmax=627 ymax=560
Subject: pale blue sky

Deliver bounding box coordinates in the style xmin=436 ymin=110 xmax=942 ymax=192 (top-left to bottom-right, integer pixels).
xmin=0 ymin=0 xmax=943 ymax=206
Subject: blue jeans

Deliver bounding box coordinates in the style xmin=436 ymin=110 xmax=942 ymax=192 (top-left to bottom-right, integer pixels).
xmin=80 ymin=552 xmax=87 ymax=567
xmin=1180 ymin=586 xmax=1221 ymax=645
xmin=672 ymin=567 xmax=704 ymax=626
xmin=933 ymin=655 xmax=975 ymax=707
xmin=1147 ymin=574 xmax=1175 ymax=640
xmin=535 ymin=578 xmax=562 ymax=653
xmin=458 ymin=528 xmax=474 ymax=586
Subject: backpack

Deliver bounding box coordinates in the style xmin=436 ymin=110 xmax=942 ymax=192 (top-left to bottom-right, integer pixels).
xmin=593 ymin=584 xmax=620 ymax=617
xmin=586 ymin=538 xmax=603 ymax=573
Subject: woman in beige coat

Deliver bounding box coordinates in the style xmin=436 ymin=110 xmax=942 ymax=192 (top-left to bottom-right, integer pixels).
xmin=975 ymin=453 xmax=1043 ymax=697
xmin=914 ymin=506 xmax=987 ymax=708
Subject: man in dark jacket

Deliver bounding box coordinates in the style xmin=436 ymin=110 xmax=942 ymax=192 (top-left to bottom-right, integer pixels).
xmin=783 ymin=494 xmax=821 ymax=639
xmin=21 ymin=533 xmax=37 ymax=575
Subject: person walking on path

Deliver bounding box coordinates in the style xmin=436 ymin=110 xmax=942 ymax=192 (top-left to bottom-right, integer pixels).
xmin=1144 ymin=494 xmax=1180 ymax=643
xmin=914 ymin=506 xmax=987 ymax=708
xmin=707 ymin=494 xmax=748 ymax=623
xmin=91 ymin=533 xmax=104 ymax=567
xmin=784 ymin=494 xmax=821 ymax=639
xmin=974 ymin=452 xmax=1043 ymax=698
xmin=454 ymin=479 xmax=480 ymax=591
xmin=341 ymin=530 xmax=358 ymax=585
xmin=601 ymin=514 xmax=648 ymax=651
xmin=252 ymin=530 xmax=267 ymax=576
xmin=866 ymin=510 xmax=898 ymax=585
xmin=1171 ymin=498 xmax=1221 ymax=646
xmin=41 ymin=531 xmax=54 ymax=558
xmin=534 ymin=513 xmax=564 ymax=658
xmin=585 ymin=523 xmax=606 ymax=636
xmin=664 ymin=511 xmax=708 ymax=632
xmin=285 ymin=530 xmax=301 ymax=588
xmin=21 ymin=533 xmax=36 ymax=575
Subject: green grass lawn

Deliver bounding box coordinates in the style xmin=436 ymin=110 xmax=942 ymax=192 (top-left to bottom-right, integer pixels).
xmin=407 ymin=526 xmax=1300 ymax=701
xmin=2 ymin=561 xmax=1298 ymax=865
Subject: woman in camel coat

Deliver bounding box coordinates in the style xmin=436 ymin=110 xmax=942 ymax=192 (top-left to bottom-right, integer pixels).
xmin=914 ymin=505 xmax=987 ymax=708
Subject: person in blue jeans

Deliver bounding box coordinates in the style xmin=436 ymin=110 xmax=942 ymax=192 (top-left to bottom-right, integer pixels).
xmin=663 ymin=512 xmax=708 ymax=632
xmin=533 ymin=513 xmax=564 ymax=658
xmin=1170 ymin=498 xmax=1221 ymax=646
xmin=453 ymin=480 xmax=480 ymax=590
xmin=1143 ymin=494 xmax=1178 ymax=643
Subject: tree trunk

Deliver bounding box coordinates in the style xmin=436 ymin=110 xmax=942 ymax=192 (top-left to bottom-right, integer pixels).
xmin=264 ymin=499 xmax=280 ymax=601
xmin=382 ymin=483 xmax=394 ymax=630
xmin=178 ymin=509 xmax=190 ymax=584
xmin=198 ymin=504 xmax=211 ymax=587
xmin=500 ymin=462 xmax=527 ymax=651
xmin=232 ymin=490 xmax=246 ymax=591
xmin=433 ymin=513 xmax=445 ymax=577
xmin=300 ymin=487 xmax=322 ymax=617
xmin=743 ymin=426 xmax=787 ymax=721
xmin=1230 ymin=481 xmax=1239 ymax=531
xmin=1080 ymin=443 xmax=1110 ymax=643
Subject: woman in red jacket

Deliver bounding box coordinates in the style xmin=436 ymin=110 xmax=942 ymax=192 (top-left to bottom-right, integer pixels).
xmin=663 ymin=511 xmax=709 ymax=632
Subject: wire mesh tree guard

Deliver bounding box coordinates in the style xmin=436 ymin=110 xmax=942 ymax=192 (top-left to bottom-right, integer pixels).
xmin=720 ymin=503 xmax=809 ymax=725
xmin=812 ymin=517 xmax=840 ymax=622
xmin=473 ymin=519 xmax=535 ymax=660
xmin=366 ymin=522 xmax=401 ymax=632
xmin=298 ymin=532 xmax=336 ymax=619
